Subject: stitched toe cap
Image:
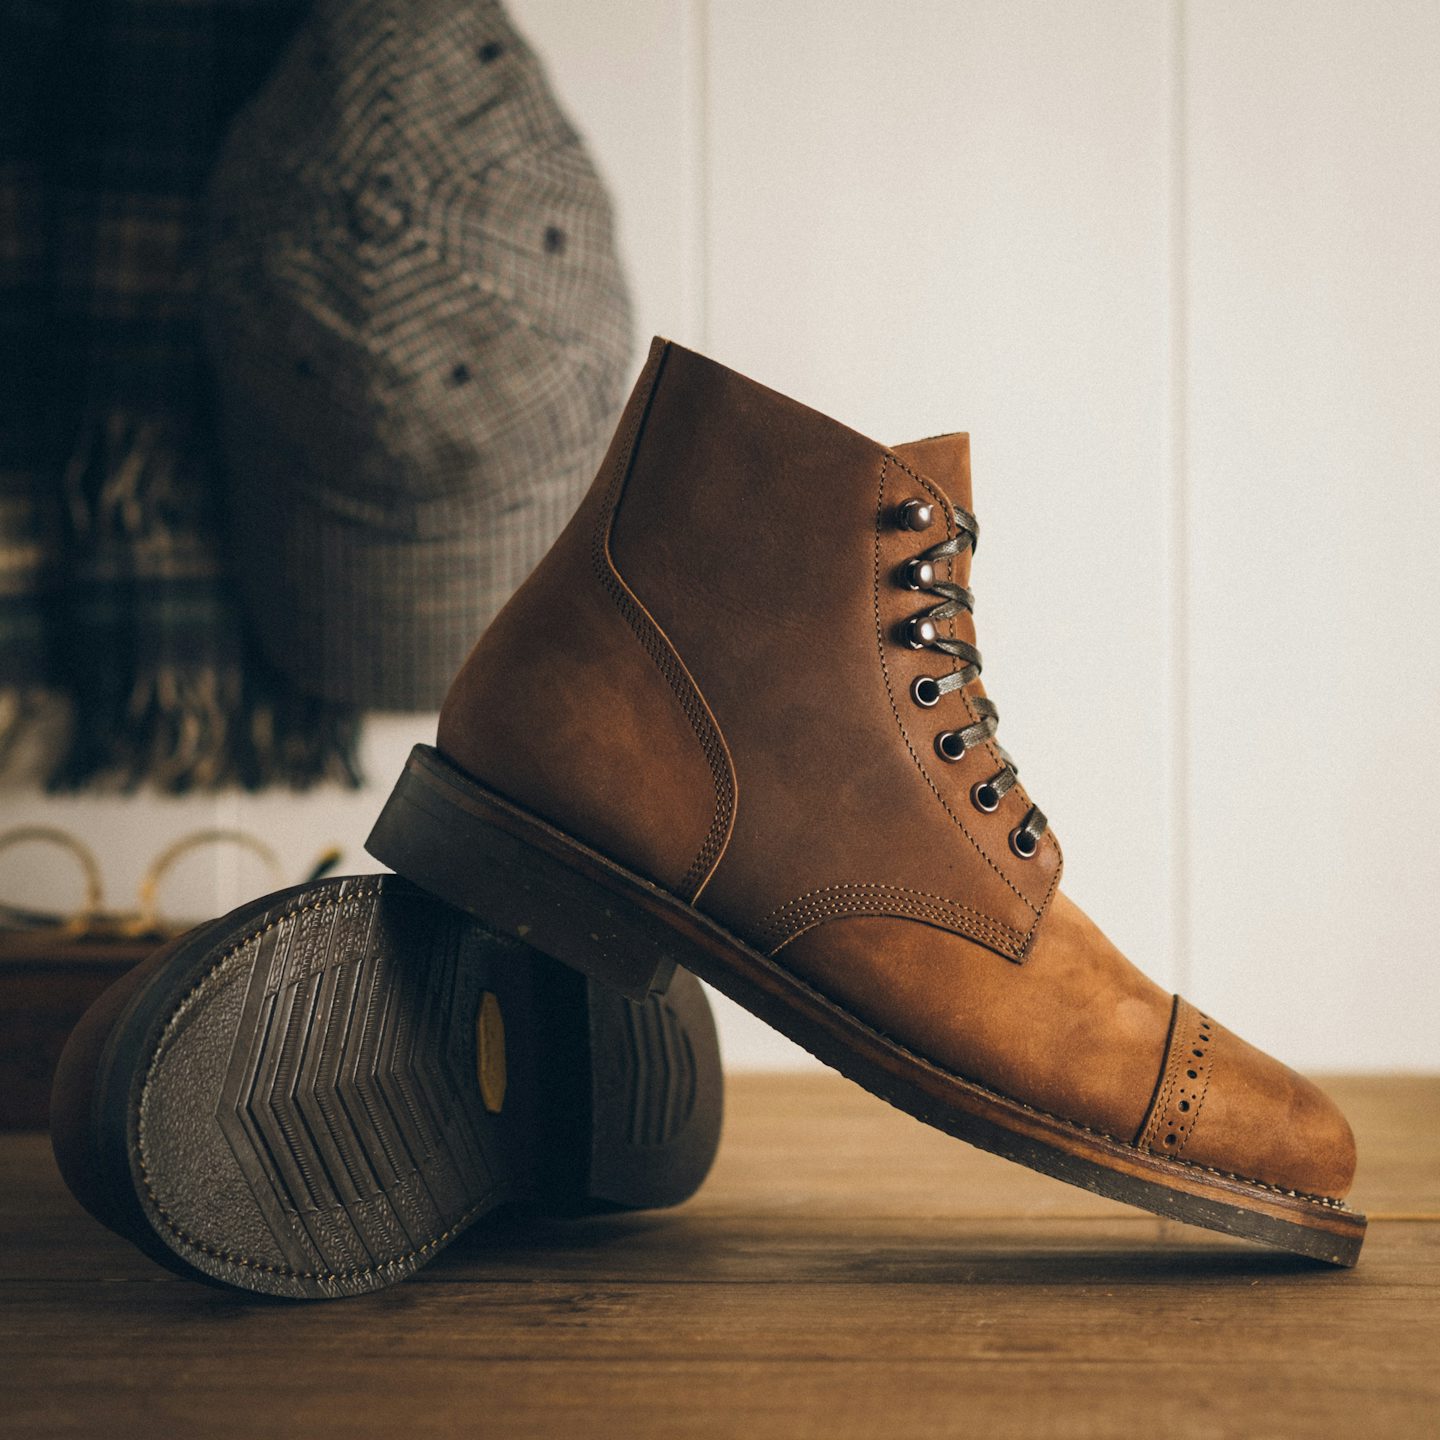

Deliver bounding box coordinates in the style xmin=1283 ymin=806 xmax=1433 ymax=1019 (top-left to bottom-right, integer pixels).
xmin=1177 ymin=1021 xmax=1357 ymax=1200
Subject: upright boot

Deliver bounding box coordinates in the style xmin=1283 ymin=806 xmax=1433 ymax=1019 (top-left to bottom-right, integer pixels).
xmin=51 ymin=874 xmax=723 ymax=1298
xmin=369 ymin=338 xmax=1363 ymax=1265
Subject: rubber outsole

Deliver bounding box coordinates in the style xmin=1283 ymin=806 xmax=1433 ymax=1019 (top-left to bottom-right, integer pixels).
xmin=50 ymin=874 xmax=723 ymax=1299
xmin=366 ymin=745 xmax=1366 ymax=1268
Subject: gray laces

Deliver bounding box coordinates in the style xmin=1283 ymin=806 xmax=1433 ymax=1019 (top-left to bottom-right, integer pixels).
xmin=908 ymin=506 xmax=1048 ymax=857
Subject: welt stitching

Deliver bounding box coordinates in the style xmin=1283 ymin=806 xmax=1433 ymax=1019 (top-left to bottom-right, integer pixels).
xmin=874 ymin=457 xmax=1042 ymax=918
xmin=589 ymin=352 xmax=735 ymax=899
xmin=134 ymin=886 xmax=493 ymax=1285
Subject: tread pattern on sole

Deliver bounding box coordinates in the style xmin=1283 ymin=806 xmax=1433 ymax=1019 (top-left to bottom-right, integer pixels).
xmin=136 ymin=883 xmax=506 ymax=1291
xmin=620 ymin=993 xmax=698 ymax=1148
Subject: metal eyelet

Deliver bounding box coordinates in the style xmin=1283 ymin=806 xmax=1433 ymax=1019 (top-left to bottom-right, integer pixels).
xmin=1009 ymin=828 xmax=1038 ymax=859
xmin=905 ymin=616 xmax=939 ymax=649
xmin=903 ymin=558 xmax=936 ymax=590
xmin=935 ymin=731 xmax=965 ymax=762
xmin=898 ymin=499 xmax=934 ymax=532
xmin=971 ymin=781 xmax=1000 ymax=813
xmin=911 ymin=676 xmax=941 ymax=708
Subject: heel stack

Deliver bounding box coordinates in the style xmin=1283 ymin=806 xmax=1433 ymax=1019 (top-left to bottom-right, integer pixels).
xmin=581 ymin=970 xmax=724 ymax=1210
xmin=367 ymin=746 xmax=679 ymax=1001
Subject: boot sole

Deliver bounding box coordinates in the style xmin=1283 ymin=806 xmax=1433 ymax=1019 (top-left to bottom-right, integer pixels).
xmin=52 ymin=874 xmax=723 ymax=1299
xmin=368 ymin=745 xmax=1366 ymax=1268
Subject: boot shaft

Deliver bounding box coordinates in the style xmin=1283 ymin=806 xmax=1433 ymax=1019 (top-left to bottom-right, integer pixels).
xmin=439 ymin=337 xmax=1061 ymax=960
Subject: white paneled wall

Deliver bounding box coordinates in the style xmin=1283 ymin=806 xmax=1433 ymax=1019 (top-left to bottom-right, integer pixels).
xmin=3 ymin=1 xmax=1436 ymax=1070
xmin=1181 ymin=2 xmax=1440 ymax=1068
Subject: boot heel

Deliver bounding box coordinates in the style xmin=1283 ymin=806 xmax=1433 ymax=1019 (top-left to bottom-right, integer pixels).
xmin=367 ymin=745 xmax=678 ymax=1000
xmin=580 ymin=970 xmax=724 ymax=1210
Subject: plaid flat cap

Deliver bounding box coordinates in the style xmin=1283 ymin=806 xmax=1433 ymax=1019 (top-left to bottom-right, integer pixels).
xmin=204 ymin=0 xmax=632 ymax=710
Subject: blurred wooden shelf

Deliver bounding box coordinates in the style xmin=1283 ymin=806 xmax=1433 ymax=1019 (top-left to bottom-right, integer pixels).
xmin=0 ymin=942 xmax=158 ymax=1129
xmin=1 ymin=1073 xmax=1435 ymax=1439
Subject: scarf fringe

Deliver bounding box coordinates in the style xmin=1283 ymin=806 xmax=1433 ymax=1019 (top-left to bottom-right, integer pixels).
xmin=62 ymin=407 xmax=208 ymax=552
xmin=0 ymin=689 xmax=54 ymax=779
xmin=13 ymin=407 xmax=367 ymax=794
xmin=9 ymin=671 xmax=365 ymax=794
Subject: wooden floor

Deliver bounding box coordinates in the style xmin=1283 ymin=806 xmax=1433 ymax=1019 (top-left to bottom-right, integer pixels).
xmin=1 ymin=1074 xmax=1435 ymax=1439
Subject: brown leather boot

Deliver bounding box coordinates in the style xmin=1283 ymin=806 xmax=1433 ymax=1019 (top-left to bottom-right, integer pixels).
xmin=369 ymin=338 xmax=1363 ymax=1265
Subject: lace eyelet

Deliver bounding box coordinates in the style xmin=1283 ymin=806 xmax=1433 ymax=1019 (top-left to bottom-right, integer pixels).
xmin=905 ymin=616 xmax=938 ymax=649
xmin=911 ymin=676 xmax=941 ymax=708
xmin=972 ymin=782 xmax=1000 ymax=813
xmin=898 ymin=499 xmax=934 ymax=532
xmin=903 ymin=559 xmax=936 ymax=590
xmin=1009 ymin=828 xmax=1038 ymax=859
xmin=935 ymin=731 xmax=965 ymax=762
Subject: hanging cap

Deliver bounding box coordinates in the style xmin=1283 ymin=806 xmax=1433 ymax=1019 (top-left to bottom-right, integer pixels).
xmin=204 ymin=0 xmax=633 ymax=708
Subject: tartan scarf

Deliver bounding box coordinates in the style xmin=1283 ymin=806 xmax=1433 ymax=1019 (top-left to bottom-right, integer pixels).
xmin=0 ymin=0 xmax=362 ymax=791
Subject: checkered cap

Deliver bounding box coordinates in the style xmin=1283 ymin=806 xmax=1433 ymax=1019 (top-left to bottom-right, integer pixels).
xmin=204 ymin=0 xmax=632 ymax=709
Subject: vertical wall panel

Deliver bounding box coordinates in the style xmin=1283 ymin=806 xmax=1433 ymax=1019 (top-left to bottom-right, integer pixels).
xmin=703 ymin=1 xmax=1179 ymax=987
xmin=1183 ymin=1 xmax=1440 ymax=1067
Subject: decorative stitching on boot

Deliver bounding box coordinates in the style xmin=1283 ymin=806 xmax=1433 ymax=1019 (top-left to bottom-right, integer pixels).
xmin=759 ymin=883 xmax=1028 ymax=956
xmin=591 ymin=344 xmax=737 ymax=901
xmin=1135 ymin=996 xmax=1216 ymax=1158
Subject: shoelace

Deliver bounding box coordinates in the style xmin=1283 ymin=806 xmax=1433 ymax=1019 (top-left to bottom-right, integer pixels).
xmin=905 ymin=505 xmax=1048 ymax=858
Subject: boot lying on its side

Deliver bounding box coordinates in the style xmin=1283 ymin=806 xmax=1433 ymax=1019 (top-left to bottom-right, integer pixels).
xmin=370 ymin=338 xmax=1363 ymax=1266
xmin=51 ymin=874 xmax=723 ymax=1298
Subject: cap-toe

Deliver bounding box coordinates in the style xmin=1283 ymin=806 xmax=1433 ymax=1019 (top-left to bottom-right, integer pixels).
xmin=1175 ymin=1020 xmax=1357 ymax=1200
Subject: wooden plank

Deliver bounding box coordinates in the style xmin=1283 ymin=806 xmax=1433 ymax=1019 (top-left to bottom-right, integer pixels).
xmin=0 ymin=1234 xmax=1435 ymax=1439
xmin=3 ymin=1361 xmax=1435 ymax=1440
xmin=1 ymin=1229 xmax=1435 ymax=1360
xmin=2 ymin=1074 xmax=1435 ymax=1439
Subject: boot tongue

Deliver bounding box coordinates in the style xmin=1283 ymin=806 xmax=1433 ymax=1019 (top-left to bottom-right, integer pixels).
xmin=890 ymin=431 xmax=976 ymax=589
xmin=890 ymin=433 xmax=972 ymax=515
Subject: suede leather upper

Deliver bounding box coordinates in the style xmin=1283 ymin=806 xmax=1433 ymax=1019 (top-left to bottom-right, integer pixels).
xmin=437 ymin=336 xmax=1357 ymax=1201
